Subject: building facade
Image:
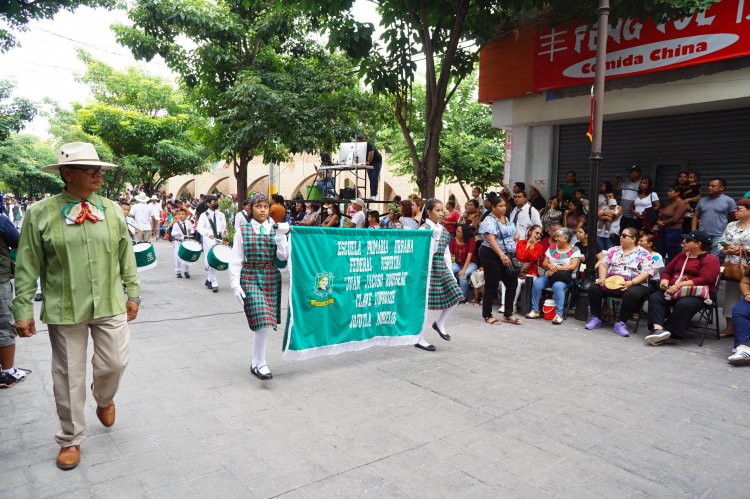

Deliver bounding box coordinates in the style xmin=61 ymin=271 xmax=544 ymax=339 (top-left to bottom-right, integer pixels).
xmin=479 ymin=0 xmax=750 ymax=200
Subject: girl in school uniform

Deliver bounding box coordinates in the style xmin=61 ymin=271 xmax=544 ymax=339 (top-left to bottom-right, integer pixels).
xmin=229 ymin=193 xmax=290 ymax=380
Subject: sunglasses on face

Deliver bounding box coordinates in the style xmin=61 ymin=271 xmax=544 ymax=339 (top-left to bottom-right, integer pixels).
xmin=621 ymin=233 xmax=636 ymax=239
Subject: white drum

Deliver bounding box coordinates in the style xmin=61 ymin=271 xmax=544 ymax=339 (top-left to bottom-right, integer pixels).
xmin=133 ymin=242 xmax=157 ymax=272
xmin=207 ymin=244 xmax=232 ymax=271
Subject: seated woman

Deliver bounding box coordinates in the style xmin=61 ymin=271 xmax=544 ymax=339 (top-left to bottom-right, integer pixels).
xmin=728 ymin=269 xmax=750 ymax=365
xmin=718 ymin=198 xmax=750 ymax=337
xmin=585 ymin=227 xmax=652 ymax=337
xmin=645 ymin=230 xmax=721 ymax=346
xmin=514 ymin=225 xmax=544 ymax=311
xmin=321 ymin=203 xmax=341 ymax=227
xmin=449 ymin=224 xmax=478 ymax=303
xmin=526 ymin=227 xmax=582 ymax=325
xmin=398 ymin=200 xmax=419 ymax=229
xmin=540 ymin=197 xmax=563 ymax=236
xmin=563 ymin=199 xmax=586 ymax=232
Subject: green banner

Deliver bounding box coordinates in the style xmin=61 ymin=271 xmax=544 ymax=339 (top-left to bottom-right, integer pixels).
xmin=283 ymin=226 xmax=432 ymax=360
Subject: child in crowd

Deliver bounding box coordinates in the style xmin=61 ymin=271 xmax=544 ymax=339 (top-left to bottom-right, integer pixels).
xmin=367 ymin=210 xmax=380 ymax=228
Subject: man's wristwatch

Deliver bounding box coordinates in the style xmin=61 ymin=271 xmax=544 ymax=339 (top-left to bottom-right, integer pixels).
xmin=128 ymin=297 xmax=142 ymax=305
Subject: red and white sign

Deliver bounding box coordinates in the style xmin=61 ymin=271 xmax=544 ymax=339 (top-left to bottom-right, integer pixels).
xmin=532 ymin=0 xmax=750 ymax=91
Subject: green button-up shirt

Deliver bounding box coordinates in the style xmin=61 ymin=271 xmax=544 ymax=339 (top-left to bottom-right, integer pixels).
xmin=12 ymin=190 xmax=141 ymax=325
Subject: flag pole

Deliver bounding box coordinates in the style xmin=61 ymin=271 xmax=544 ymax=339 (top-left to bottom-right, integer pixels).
xmin=584 ymin=0 xmax=611 ymax=285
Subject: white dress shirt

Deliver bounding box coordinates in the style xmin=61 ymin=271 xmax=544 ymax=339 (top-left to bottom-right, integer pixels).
xmin=234 ymin=209 xmax=252 ymax=231
xmin=130 ymin=202 xmax=153 ymax=230
xmin=229 ymin=218 xmax=290 ymax=293
xmin=509 ymin=202 xmax=541 ymax=239
xmin=171 ymin=219 xmax=194 ymax=241
xmin=421 ymin=218 xmax=451 ymax=269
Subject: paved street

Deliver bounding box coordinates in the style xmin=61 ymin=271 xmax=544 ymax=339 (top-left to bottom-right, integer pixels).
xmin=2 ymin=240 xmax=749 ymax=498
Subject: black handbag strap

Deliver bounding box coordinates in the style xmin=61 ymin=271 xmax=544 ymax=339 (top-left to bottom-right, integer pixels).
xmin=494 ymin=216 xmax=513 ymax=255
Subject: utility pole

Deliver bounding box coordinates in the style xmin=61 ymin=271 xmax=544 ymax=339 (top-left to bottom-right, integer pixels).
xmin=584 ymin=0 xmax=611 ymax=284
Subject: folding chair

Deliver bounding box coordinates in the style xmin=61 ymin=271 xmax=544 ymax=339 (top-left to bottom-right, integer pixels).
xmin=695 ymin=274 xmax=722 ymax=347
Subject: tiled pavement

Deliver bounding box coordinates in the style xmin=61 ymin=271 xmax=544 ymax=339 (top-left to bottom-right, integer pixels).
xmin=2 ymin=241 xmax=749 ymax=498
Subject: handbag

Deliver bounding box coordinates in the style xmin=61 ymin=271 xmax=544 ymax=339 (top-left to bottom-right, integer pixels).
xmin=547 ymin=270 xmax=573 ymax=285
xmin=722 ymin=247 xmax=748 ymax=282
xmin=495 ymin=216 xmax=521 ymax=277
xmin=470 ymin=269 xmax=485 ymax=288
xmin=665 ymin=254 xmax=713 ymax=304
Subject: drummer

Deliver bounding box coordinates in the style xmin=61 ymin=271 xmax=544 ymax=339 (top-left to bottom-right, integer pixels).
xmin=229 ymin=192 xmax=289 ymax=381
xmin=171 ymin=208 xmax=194 ymax=279
xmin=197 ymin=195 xmax=227 ymax=292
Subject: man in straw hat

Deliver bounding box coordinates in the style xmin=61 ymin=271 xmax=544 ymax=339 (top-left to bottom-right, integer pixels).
xmin=12 ymin=142 xmax=141 ymax=470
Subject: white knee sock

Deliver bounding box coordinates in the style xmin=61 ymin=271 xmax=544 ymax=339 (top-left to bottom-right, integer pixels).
xmin=435 ymin=304 xmax=457 ymax=334
xmin=253 ymin=330 xmax=270 ymax=374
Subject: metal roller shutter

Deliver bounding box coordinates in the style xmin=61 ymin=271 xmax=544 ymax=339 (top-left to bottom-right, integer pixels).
xmin=556 ymin=107 xmax=750 ymax=201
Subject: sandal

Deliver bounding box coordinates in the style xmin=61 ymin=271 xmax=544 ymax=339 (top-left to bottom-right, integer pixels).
xmin=484 ymin=316 xmax=501 ymax=325
xmin=469 ymin=298 xmax=480 ymax=305
xmin=719 ymin=330 xmax=734 ymax=338
xmin=503 ymin=315 xmax=522 ymax=325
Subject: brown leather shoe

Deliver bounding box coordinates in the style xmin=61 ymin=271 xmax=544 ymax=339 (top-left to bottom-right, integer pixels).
xmin=96 ymin=401 xmax=116 ymax=427
xmin=56 ymin=445 xmax=80 ymax=470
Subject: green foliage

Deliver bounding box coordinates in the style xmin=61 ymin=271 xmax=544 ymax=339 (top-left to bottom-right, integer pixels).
xmin=0 ymin=134 xmax=63 ymax=197
xmin=115 ymin=0 xmax=386 ymax=206
xmin=0 ymin=0 xmax=121 ymax=52
xmin=380 ymin=73 xmax=504 ymax=194
xmin=219 ymin=195 xmax=235 ymax=245
xmin=295 ymin=0 xmax=719 ymax=197
xmin=49 ymin=51 xmax=208 ymax=196
xmin=0 ymin=80 xmax=36 ymax=144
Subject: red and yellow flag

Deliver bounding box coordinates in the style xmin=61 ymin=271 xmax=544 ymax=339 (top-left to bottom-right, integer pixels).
xmin=586 ymin=85 xmax=594 ymax=142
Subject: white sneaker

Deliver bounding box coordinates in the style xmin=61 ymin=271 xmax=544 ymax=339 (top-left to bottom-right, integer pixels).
xmin=526 ymin=310 xmax=540 ymax=319
xmin=645 ymin=330 xmax=671 ymax=345
xmin=728 ymin=349 xmax=750 ymax=366
xmin=552 ymin=315 xmax=564 ymax=325
xmin=497 ymin=305 xmax=505 ymax=314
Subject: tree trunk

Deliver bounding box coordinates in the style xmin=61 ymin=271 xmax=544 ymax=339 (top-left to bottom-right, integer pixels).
xmin=234 ymin=148 xmax=250 ymax=211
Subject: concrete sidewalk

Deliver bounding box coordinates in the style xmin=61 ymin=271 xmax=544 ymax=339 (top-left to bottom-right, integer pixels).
xmin=2 ymin=240 xmax=749 ymax=498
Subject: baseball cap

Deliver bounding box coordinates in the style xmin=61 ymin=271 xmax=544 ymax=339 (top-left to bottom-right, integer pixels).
xmin=626 ymin=165 xmax=642 ymax=172
xmin=683 ymin=230 xmax=711 ymax=246
xmin=607 ymin=198 xmax=617 ymax=206
xmin=353 ymin=198 xmax=366 ymax=208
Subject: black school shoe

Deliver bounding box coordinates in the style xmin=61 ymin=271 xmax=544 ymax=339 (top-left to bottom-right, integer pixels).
xmin=184 ymin=272 xmax=191 ymax=278
xmin=251 ymin=365 xmax=273 ymax=380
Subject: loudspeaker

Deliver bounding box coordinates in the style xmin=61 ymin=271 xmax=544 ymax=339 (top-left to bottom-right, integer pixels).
xmin=340 ymin=188 xmax=356 ymax=200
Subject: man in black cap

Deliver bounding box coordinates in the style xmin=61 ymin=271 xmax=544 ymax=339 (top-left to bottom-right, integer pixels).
xmin=355 ymin=133 xmax=382 ymax=199
xmin=620 ymin=165 xmax=642 ymax=232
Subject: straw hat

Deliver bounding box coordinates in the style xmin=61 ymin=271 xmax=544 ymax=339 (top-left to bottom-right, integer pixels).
xmin=134 ymin=193 xmax=149 ymax=203
xmin=604 ymin=275 xmax=626 ymax=290
xmin=42 ymin=142 xmax=116 ymax=174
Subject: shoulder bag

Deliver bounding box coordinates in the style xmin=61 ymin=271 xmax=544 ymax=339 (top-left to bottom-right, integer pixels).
xmin=722 ymin=246 xmax=748 ymax=282
xmin=495 ymin=216 xmax=521 ymax=277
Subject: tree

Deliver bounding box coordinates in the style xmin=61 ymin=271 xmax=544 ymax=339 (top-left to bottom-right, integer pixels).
xmin=0 ymin=0 xmax=120 ymax=52
xmin=297 ymin=0 xmax=720 ymax=198
xmin=46 ymin=100 xmax=126 ymax=197
xmin=114 ymin=0 xmax=384 ymax=205
xmin=68 ymin=50 xmax=207 ymax=195
xmin=380 ymin=73 xmax=504 ymax=196
xmin=0 ymin=134 xmax=63 ymax=197
xmin=0 ymin=80 xmax=36 ymax=144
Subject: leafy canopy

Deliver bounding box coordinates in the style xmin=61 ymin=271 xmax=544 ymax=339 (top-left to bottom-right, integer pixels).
xmin=0 ymin=0 xmax=121 ymax=52
xmin=0 ymin=134 xmax=62 ymax=197
xmin=55 ymin=51 xmax=207 ymax=195
xmin=0 ymin=80 xmax=36 ymax=144
xmin=115 ymin=0 xmax=386 ymax=203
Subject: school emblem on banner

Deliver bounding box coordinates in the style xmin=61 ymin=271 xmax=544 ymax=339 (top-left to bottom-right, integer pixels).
xmin=311 ymin=271 xmax=335 ymax=306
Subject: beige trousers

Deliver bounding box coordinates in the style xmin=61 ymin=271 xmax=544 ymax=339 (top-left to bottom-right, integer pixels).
xmin=48 ymin=314 xmax=130 ymax=447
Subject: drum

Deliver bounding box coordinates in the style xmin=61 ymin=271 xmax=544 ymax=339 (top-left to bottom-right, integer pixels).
xmin=133 ymin=242 xmax=157 ymax=272
xmin=178 ymin=240 xmax=202 ymax=263
xmin=207 ymin=244 xmax=231 ymax=271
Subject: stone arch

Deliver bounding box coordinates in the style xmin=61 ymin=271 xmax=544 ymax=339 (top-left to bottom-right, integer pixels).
xmin=175 ymin=179 xmax=195 ymax=200
xmin=206 ymin=175 xmax=230 ymax=195
xmin=291 ymin=173 xmax=318 ymax=199
xmin=382 ymin=181 xmax=396 ymax=202
xmin=248 ymin=175 xmax=270 ymax=195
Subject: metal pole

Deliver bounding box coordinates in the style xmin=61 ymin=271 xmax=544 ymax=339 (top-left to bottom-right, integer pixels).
xmin=584 ymin=0 xmax=610 ymax=284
